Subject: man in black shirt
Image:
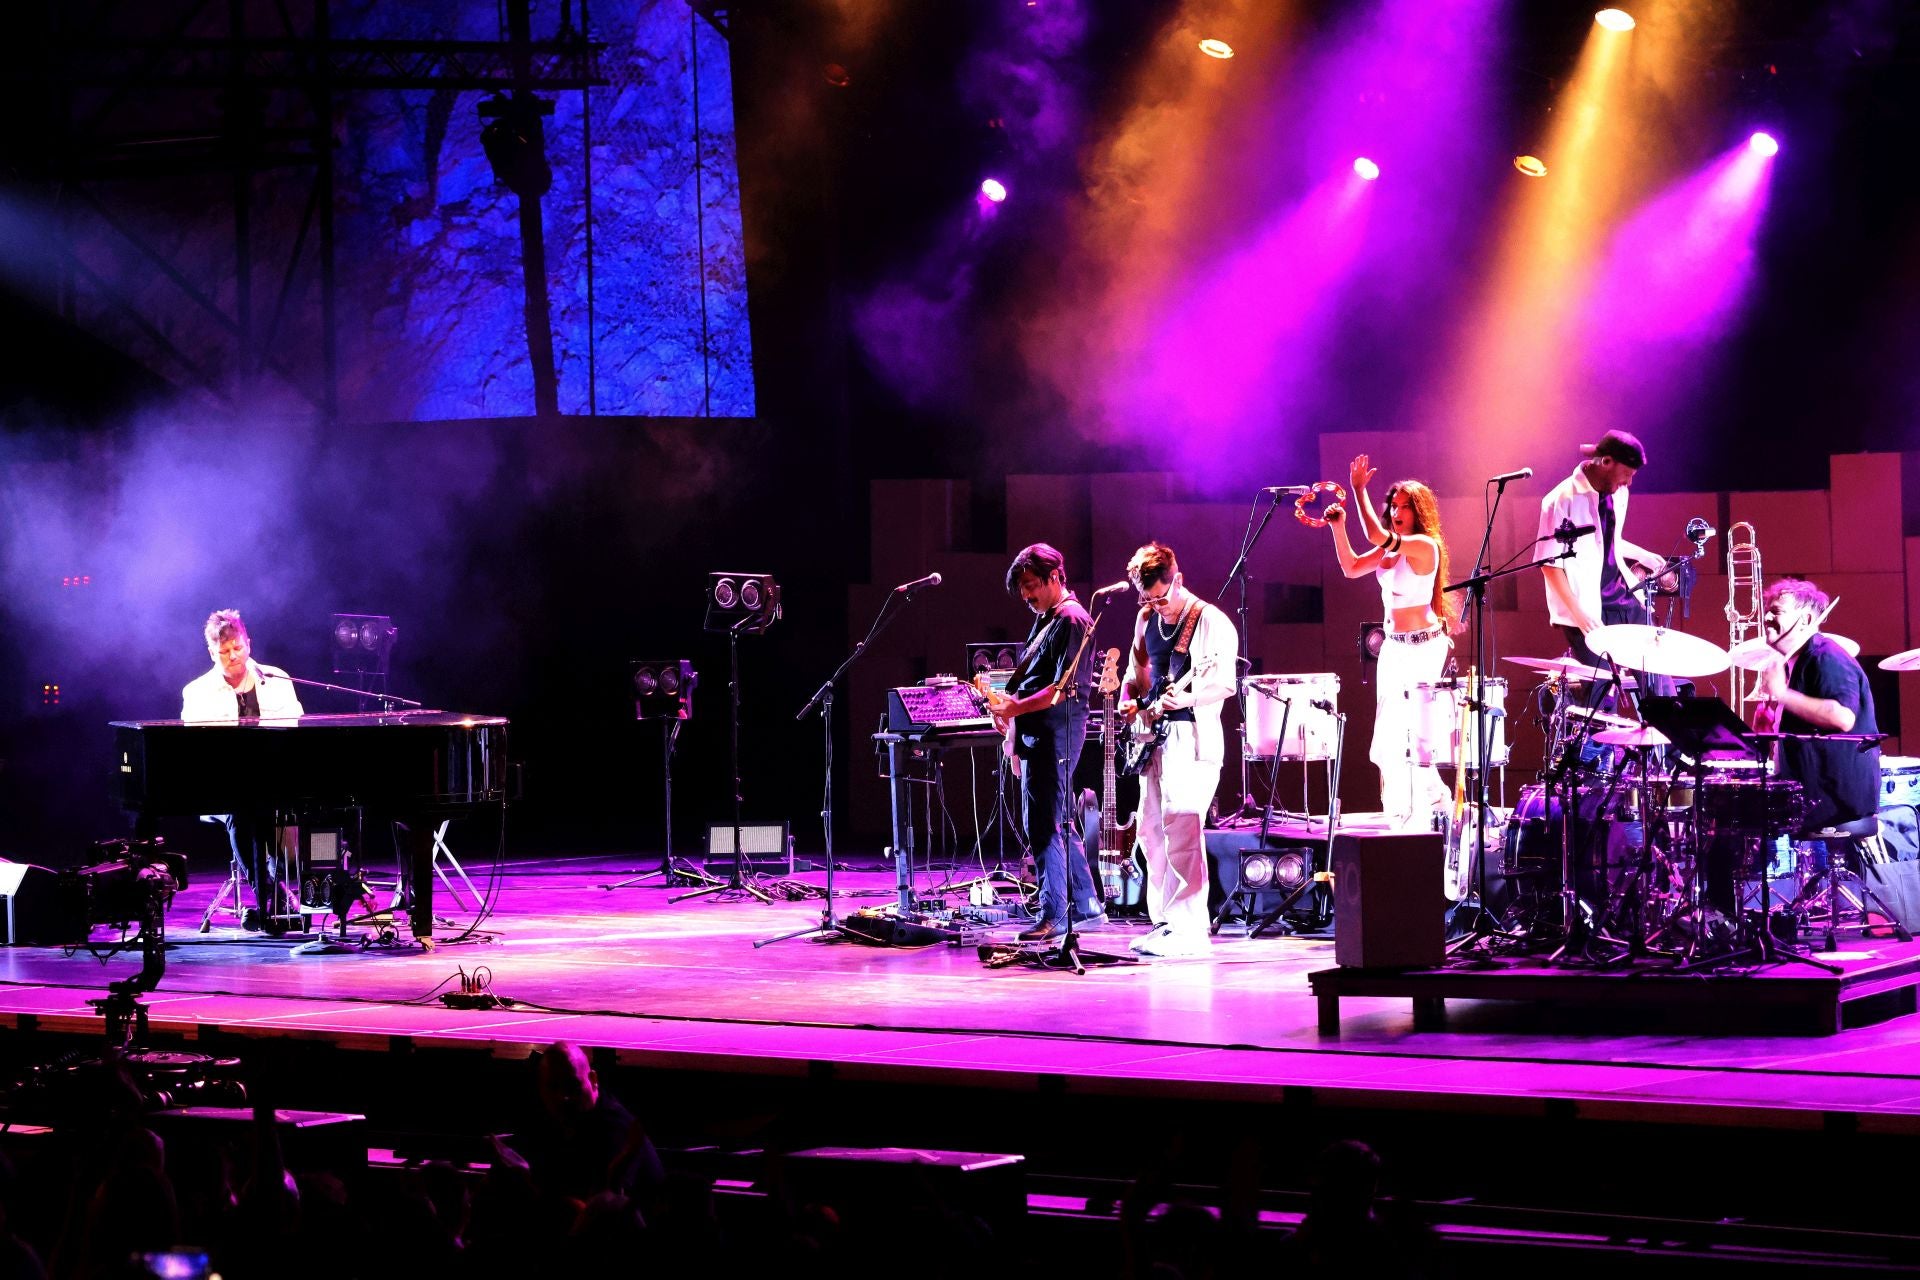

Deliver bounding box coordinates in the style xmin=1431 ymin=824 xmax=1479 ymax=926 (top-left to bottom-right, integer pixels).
xmin=1752 ymin=578 xmax=1880 ymax=835
xmin=990 ymin=544 xmax=1101 ymax=942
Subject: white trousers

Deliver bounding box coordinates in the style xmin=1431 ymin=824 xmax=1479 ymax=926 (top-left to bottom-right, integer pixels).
xmin=1139 ymin=720 xmax=1222 ymax=940
xmin=1370 ymin=632 xmax=1451 ymax=826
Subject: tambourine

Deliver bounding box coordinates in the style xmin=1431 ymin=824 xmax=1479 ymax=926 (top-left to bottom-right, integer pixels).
xmin=1292 ymin=481 xmax=1348 ymax=528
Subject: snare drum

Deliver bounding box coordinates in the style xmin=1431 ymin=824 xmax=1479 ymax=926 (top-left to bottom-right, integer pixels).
xmin=1407 ymin=677 xmax=1508 ymax=768
xmin=1243 ymin=674 xmax=1339 ymax=761
xmin=1699 ymin=774 xmax=1805 ymax=835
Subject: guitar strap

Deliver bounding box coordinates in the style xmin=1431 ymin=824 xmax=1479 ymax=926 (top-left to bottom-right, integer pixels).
xmin=1171 ymin=600 xmax=1201 ymax=673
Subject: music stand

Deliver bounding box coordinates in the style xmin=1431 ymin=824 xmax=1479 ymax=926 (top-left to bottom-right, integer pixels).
xmin=1635 ymin=695 xmax=1764 ymax=763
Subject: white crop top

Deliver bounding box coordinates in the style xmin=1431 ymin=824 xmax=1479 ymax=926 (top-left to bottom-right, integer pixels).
xmin=1376 ymin=548 xmax=1436 ymax=614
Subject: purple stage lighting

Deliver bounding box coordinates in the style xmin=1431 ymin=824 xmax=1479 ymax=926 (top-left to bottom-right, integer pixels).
xmin=1352 ymin=157 xmax=1380 ymax=181
xmin=979 ymin=177 xmax=1008 ymax=203
xmin=1748 ymin=132 xmax=1779 ymax=157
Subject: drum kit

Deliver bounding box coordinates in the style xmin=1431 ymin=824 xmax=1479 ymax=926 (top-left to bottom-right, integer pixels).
xmin=1468 ymin=621 xmax=1852 ymax=967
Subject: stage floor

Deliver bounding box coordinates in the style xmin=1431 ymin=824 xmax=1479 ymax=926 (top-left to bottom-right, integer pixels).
xmin=6 ymin=851 xmax=1920 ymax=1135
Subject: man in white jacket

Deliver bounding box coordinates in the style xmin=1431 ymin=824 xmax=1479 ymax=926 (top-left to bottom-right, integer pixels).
xmin=182 ymin=609 xmax=304 ymax=930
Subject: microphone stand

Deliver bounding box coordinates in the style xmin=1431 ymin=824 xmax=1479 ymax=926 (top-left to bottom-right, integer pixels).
xmin=756 ymin=583 xmax=929 ymax=947
xmin=265 ymin=672 xmax=424 ymax=712
xmin=1444 ymin=502 xmax=1574 ymax=950
xmin=1220 ymin=489 xmax=1289 ymax=821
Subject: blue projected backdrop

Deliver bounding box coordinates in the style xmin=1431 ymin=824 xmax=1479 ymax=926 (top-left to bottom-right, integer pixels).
xmin=333 ymin=0 xmax=753 ymax=421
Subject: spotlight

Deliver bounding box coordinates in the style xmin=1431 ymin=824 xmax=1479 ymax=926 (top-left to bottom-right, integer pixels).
xmin=631 ymin=660 xmax=697 ymax=721
xmin=1594 ymin=8 xmax=1635 ymax=31
xmin=705 ymin=572 xmax=781 ymax=634
xmin=1358 ymin=622 xmax=1385 ymax=664
xmin=1242 ymin=852 xmax=1275 ymax=890
xmin=979 ymin=177 xmax=1007 ymax=203
xmin=1353 ymin=157 xmax=1380 ymax=181
xmin=1513 ymin=154 xmax=1548 ymax=177
xmin=1748 ymin=131 xmax=1779 ymax=157
xmin=330 ymin=613 xmax=396 ymax=675
xmin=1197 ymin=38 xmax=1234 ymax=60
xmin=1274 ymin=849 xmax=1310 ymax=889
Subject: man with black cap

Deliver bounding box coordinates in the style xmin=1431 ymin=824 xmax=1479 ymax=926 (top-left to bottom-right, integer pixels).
xmin=1537 ymin=429 xmax=1670 ymax=670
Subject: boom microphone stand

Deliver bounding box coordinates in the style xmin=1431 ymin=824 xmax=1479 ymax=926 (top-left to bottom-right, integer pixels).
xmin=1444 ymin=493 xmax=1576 ymax=948
xmin=1221 ymin=488 xmax=1292 ymax=820
xmin=756 ymin=581 xmax=933 ymax=947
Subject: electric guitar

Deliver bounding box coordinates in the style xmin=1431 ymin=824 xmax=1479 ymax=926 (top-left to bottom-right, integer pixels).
xmin=1117 ymin=655 xmax=1216 ymax=778
xmin=1443 ymin=666 xmax=1473 ymax=903
xmin=973 ymin=673 xmax=1020 ymax=772
xmin=1094 ymin=649 xmax=1141 ymax=905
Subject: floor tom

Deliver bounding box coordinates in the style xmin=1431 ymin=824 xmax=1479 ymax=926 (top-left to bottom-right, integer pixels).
xmin=1407 ymin=676 xmax=1509 ymax=768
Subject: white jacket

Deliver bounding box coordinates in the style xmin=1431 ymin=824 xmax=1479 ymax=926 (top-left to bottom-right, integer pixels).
xmin=180 ymin=660 xmax=306 ymax=722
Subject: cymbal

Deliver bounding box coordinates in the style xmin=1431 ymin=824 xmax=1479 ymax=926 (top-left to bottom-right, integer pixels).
xmin=1881 ymin=646 xmax=1920 ymax=673
xmin=1562 ymin=705 xmax=1637 ymax=729
xmin=1592 ymin=724 xmax=1671 ymax=747
xmin=1586 ymin=624 xmax=1730 ymax=679
xmin=1732 ymin=634 xmax=1861 ymax=670
xmin=1503 ymin=655 xmax=1635 ymax=684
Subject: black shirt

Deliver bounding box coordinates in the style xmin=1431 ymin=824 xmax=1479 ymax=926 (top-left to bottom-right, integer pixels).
xmin=1007 ymin=595 xmax=1092 ymax=751
xmin=1140 ymin=602 xmax=1197 ymax=723
xmin=1779 ymin=634 xmax=1880 ymax=833
xmin=1598 ymin=492 xmax=1637 ymax=612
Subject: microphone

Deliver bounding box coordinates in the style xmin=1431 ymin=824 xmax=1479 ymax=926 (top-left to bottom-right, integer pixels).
xmin=1685 ymin=517 xmax=1716 ymax=554
xmin=1489 ymin=467 xmax=1532 ymax=485
xmin=1092 ymin=579 xmax=1132 ymax=596
xmin=1551 ymin=519 xmax=1598 ymax=543
xmin=1309 ymin=698 xmax=1336 ymax=713
xmin=1261 ymin=485 xmax=1316 ymax=495
xmin=894 ymin=572 xmax=942 ymax=593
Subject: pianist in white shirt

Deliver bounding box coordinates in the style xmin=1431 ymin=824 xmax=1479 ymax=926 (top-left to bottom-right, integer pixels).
xmin=180 ymin=608 xmax=305 ymax=723
xmin=180 ymin=608 xmax=304 ymax=932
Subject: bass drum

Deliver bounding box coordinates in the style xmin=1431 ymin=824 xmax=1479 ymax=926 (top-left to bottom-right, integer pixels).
xmin=1408 ymin=677 xmax=1509 ymax=768
xmin=1502 ymin=782 xmax=1634 ymax=904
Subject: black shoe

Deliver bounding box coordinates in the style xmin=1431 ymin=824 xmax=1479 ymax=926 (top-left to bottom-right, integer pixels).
xmin=240 ymin=908 xmax=263 ymax=932
xmin=1018 ymin=921 xmax=1065 ymax=943
xmin=261 ymin=916 xmax=290 ymax=938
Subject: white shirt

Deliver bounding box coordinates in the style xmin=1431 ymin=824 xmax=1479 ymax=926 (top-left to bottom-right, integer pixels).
xmin=1536 ymin=464 xmax=1657 ymax=628
xmin=181 ymin=660 xmax=306 ymax=722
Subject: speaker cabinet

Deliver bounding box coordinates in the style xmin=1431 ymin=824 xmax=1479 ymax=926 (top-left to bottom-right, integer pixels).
xmin=1332 ymin=831 xmax=1444 ymax=968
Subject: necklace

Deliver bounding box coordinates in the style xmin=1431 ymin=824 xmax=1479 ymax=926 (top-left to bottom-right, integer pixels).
xmin=1154 ymin=601 xmax=1181 ymax=640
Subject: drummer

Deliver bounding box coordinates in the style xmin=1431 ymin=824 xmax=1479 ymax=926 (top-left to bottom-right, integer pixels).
xmin=1537 ymin=430 xmax=1676 ymax=702
xmin=1750 ymin=577 xmax=1880 ymax=838
xmin=1326 ymin=454 xmax=1458 ymax=830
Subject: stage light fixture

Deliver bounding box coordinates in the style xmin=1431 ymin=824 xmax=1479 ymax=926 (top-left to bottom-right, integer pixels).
xmin=330 ymin=613 xmax=397 ymax=675
xmin=1198 ymin=38 xmax=1234 ymax=60
xmin=1513 ymin=154 xmax=1548 ymax=177
xmin=1358 ymin=622 xmax=1385 ymax=663
xmin=632 ymin=660 xmax=697 ymax=721
xmin=1353 ymin=157 xmax=1380 ymax=181
xmin=965 ymin=642 xmax=1021 ymax=678
xmin=1594 ymin=8 xmax=1635 ymax=32
xmin=979 ymin=177 xmax=1007 ymax=203
xmin=1274 ymin=849 xmax=1310 ymax=889
xmin=705 ymin=572 xmax=781 ymax=634
xmin=1749 ymin=131 xmax=1779 ymax=157
xmin=1241 ymin=851 xmax=1276 ymax=890
xmin=477 ymin=93 xmax=555 ymax=197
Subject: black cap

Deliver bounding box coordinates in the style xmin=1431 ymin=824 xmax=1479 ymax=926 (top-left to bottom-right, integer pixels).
xmin=1583 ymin=429 xmax=1647 ymax=469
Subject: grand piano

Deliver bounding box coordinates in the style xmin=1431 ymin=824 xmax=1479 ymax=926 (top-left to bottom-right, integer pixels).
xmin=110 ymin=711 xmax=509 ymax=939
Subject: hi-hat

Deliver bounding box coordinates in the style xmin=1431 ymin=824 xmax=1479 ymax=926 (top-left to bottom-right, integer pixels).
xmin=1504 ymin=655 xmax=1636 ymax=685
xmin=1732 ymin=634 xmax=1860 ymax=670
xmin=1592 ymin=724 xmax=1671 ymax=747
xmin=1881 ymin=646 xmax=1920 ymax=673
xmin=1586 ymin=624 xmax=1730 ymax=679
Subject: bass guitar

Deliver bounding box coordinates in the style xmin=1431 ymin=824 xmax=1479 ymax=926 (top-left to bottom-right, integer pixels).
xmin=1117 ymin=655 xmax=1216 ymax=778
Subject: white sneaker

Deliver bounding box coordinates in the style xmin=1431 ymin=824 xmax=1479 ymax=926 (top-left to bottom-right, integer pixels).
xmin=1128 ymin=924 xmax=1170 ymax=954
xmin=1136 ymin=930 xmax=1210 ymax=958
